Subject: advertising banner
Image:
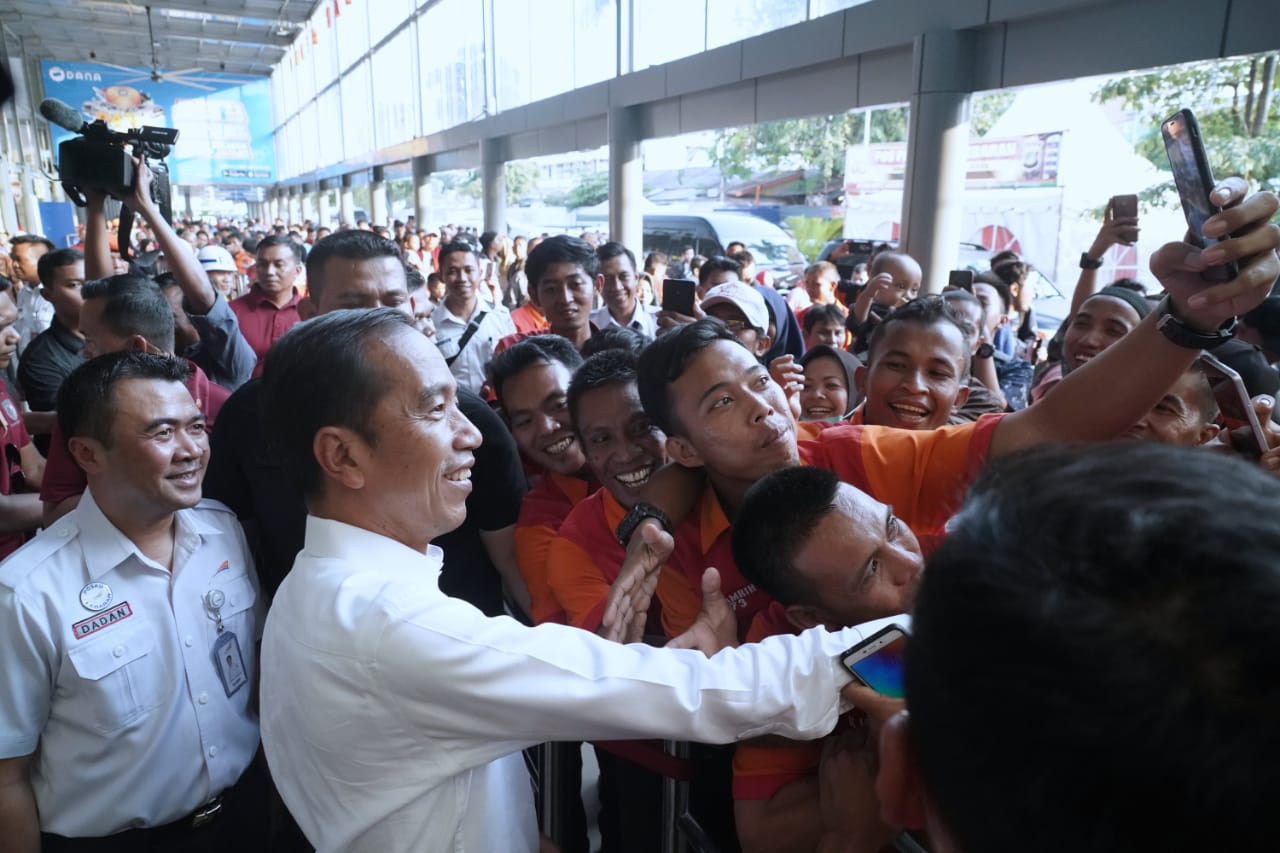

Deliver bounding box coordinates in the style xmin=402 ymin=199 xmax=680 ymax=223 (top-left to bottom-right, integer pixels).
xmin=40 ymin=61 xmax=275 ymax=185
xmin=844 ymin=132 xmax=1064 ymax=195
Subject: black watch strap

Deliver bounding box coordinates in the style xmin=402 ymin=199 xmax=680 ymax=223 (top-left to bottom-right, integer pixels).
xmin=975 ymin=342 xmax=995 ymax=359
xmin=1154 ymin=296 xmax=1236 ymax=350
xmin=1079 ymin=252 xmax=1104 ymax=270
xmin=616 ymin=502 xmax=673 ymax=547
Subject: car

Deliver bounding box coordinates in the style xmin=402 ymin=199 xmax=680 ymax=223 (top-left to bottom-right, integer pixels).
xmin=643 ymin=212 xmax=806 ymax=278
xmin=817 ymin=238 xmax=1068 ymax=336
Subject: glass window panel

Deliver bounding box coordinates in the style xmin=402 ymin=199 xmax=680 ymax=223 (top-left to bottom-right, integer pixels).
xmin=340 ymin=60 xmax=374 ymax=159
xmin=271 ymin=70 xmax=285 ymax=129
xmin=278 ymin=62 xmax=297 ymax=121
xmin=310 ymin=4 xmax=340 ymax=86
xmin=368 ymin=0 xmax=412 ymax=45
xmin=573 ymin=0 xmax=617 ymax=88
xmin=371 ymin=28 xmax=419 ymax=148
xmin=336 ymin=0 xmax=371 ymax=72
xmin=705 ymin=0 xmax=807 ymax=49
xmin=316 ymin=86 xmax=344 ymax=167
xmin=634 ymin=0 xmax=706 ymax=68
xmin=811 ymin=0 xmax=874 ymax=15
xmin=294 ymin=47 xmax=316 ymax=106
xmin=299 ymin=102 xmax=320 ymax=173
xmin=419 ymin=0 xmax=484 ymax=135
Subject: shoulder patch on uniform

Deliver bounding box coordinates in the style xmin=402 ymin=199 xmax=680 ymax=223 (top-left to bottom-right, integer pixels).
xmin=0 ymin=522 xmax=81 ymax=591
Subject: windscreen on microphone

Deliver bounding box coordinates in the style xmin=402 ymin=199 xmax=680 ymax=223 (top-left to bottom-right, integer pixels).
xmin=38 ymin=98 xmax=86 ymax=133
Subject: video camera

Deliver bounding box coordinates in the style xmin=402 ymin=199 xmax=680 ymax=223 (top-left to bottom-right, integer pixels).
xmin=39 ymin=98 xmax=179 ymax=260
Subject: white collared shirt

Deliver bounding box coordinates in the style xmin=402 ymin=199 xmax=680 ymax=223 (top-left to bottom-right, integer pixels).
xmin=590 ymin=303 xmax=658 ymax=338
xmin=262 ymin=515 xmax=899 ymax=853
xmin=431 ymin=300 xmax=516 ymax=395
xmin=0 ymin=488 xmax=263 ymax=837
xmin=14 ymin=284 xmax=55 ymax=355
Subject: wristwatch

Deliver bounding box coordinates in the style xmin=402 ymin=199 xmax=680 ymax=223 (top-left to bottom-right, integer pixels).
xmin=1153 ymin=295 xmax=1236 ymax=350
xmin=1079 ymin=252 xmax=1104 ymax=270
xmin=615 ymin=502 xmax=673 ymax=547
xmin=975 ymin=342 xmax=995 ymax=359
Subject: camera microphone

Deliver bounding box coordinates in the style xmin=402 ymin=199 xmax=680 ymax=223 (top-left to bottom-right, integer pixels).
xmin=39 ymin=98 xmax=87 ymax=134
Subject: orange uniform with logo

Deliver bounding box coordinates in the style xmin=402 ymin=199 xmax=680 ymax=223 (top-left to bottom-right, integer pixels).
xmin=513 ymin=472 xmax=597 ymax=624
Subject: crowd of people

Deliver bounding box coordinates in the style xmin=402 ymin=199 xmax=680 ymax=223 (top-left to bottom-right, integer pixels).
xmin=0 ymin=161 xmax=1278 ymax=853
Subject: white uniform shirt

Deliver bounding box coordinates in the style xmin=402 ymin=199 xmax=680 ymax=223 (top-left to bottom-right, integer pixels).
xmin=262 ymin=516 xmax=900 ymax=853
xmin=0 ymin=489 xmax=263 ymax=837
xmin=590 ymin=304 xmax=658 ymax=338
xmin=431 ymin=300 xmax=516 ymax=395
xmin=14 ymin=284 xmax=55 ymax=355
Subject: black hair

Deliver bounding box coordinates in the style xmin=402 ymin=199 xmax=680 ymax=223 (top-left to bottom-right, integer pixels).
xmin=567 ymin=349 xmax=639 ymax=433
xmin=10 ymin=234 xmax=54 ymax=253
xmin=908 ymin=442 xmax=1280 ymax=853
xmin=732 ymin=466 xmax=837 ymax=605
xmin=404 ymin=263 xmax=425 ymax=292
xmin=973 ymin=271 xmax=1012 ymax=313
xmin=991 ymin=259 xmax=1030 ymax=287
xmin=36 ymin=248 xmax=83 ymax=286
xmin=437 ymin=239 xmax=478 ymax=264
xmin=698 ymin=256 xmax=742 ymax=290
xmin=581 ymin=325 xmax=650 ymax=359
xmin=261 ymin=308 xmax=414 ymax=498
xmin=730 ymin=250 xmax=754 ymax=273
xmin=802 ymin=302 xmax=847 ymax=335
xmin=0 ymin=274 xmax=12 ymax=294
xmin=81 ymin=275 xmax=176 ymax=353
xmin=643 ymin=252 xmax=668 ymax=271
xmin=989 ymin=249 xmax=1020 ymax=268
xmin=526 ymin=235 xmax=599 ymax=294
xmin=866 ymin=295 xmax=971 ymax=375
xmin=489 ymin=334 xmax=584 ymax=408
xmin=255 ymin=233 xmax=303 ymax=264
xmin=479 ymin=231 xmax=498 ymax=252
xmin=940 ymin=290 xmax=985 ymax=338
xmin=57 ymin=351 xmax=191 ymax=448
xmin=305 ymin=230 xmax=401 ymax=302
xmin=596 ymin=241 xmax=637 ymax=274
xmin=637 ymin=317 xmax=739 ymax=436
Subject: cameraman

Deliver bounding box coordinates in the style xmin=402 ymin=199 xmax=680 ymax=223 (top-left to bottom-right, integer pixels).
xmin=83 ymin=160 xmax=255 ymax=392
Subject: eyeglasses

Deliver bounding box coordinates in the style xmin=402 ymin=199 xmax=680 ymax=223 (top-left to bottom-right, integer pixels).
xmin=721 ymin=319 xmax=753 ymax=333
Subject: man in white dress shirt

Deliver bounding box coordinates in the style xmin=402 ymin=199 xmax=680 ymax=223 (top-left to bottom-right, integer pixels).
xmin=258 ymin=308 xmax=894 ymax=853
xmin=0 ymin=351 xmax=266 ymax=852
xmin=591 ymin=241 xmax=657 ymax=339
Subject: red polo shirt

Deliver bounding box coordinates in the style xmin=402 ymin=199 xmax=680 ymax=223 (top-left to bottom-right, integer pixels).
xmin=230 ymin=284 xmax=302 ymax=376
xmin=0 ymin=387 xmax=33 ymax=560
xmin=39 ymin=362 xmax=231 ymax=507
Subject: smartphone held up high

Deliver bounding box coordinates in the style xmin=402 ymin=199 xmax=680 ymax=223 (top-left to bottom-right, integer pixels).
xmin=1161 ymin=109 xmax=1238 ymax=282
xmin=662 ymin=278 xmax=697 ymax=317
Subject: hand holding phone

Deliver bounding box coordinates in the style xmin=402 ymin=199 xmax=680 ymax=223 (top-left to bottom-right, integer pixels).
xmin=840 ymin=624 xmax=908 ymax=699
xmin=1161 ymin=109 xmax=1239 ymax=282
xmin=1199 ymin=352 xmax=1269 ymax=456
xmin=1109 ymin=194 xmax=1140 ymax=245
xmin=946 ymin=269 xmax=975 ymax=293
xmin=662 ymin=278 xmax=697 ymax=317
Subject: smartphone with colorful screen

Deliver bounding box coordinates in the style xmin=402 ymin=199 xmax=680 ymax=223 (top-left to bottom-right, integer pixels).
xmin=840 ymin=624 xmax=908 ymax=699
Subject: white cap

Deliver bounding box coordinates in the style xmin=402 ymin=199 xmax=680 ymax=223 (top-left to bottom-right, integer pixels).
xmin=196 ymin=245 xmax=237 ymax=273
xmin=701 ymin=281 xmax=770 ymax=333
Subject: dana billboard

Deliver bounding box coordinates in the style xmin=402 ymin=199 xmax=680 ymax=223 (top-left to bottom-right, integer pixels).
xmin=41 ymin=60 xmax=275 ymax=186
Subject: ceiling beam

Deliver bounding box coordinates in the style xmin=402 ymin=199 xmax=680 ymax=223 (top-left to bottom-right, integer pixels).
xmin=79 ymin=0 xmax=319 ymax=26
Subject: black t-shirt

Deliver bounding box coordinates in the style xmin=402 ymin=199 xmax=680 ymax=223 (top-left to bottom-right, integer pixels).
xmin=17 ymin=318 xmax=85 ymax=455
xmin=204 ymin=379 xmax=525 ymax=613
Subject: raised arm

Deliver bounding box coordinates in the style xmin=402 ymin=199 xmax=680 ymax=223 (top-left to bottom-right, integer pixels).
xmin=1071 ymin=200 xmax=1140 ymax=318
xmin=992 ymin=180 xmax=1280 ymax=457
xmin=82 ymin=190 xmax=114 ymax=280
xmin=122 ymin=159 xmax=216 ymax=314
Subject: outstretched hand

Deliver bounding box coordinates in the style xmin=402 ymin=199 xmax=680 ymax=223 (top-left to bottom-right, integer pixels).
xmin=600 ymin=519 xmax=673 ymax=644
xmin=666 ymin=567 xmax=738 ymax=657
xmin=1150 ymin=179 xmax=1279 ymax=328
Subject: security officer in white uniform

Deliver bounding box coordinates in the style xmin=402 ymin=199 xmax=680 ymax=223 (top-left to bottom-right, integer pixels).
xmin=0 ymin=351 xmax=266 ymax=853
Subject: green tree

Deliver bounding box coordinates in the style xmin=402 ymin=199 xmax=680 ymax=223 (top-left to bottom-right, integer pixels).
xmin=785 ymin=215 xmax=844 ymax=261
xmin=1093 ymin=52 xmax=1279 ymax=198
xmin=457 ymin=162 xmax=541 ymax=204
xmin=546 ymin=172 xmax=610 ymax=209
xmin=971 ymin=91 xmax=1016 ymax=137
xmin=707 ymin=107 xmax=910 ymax=183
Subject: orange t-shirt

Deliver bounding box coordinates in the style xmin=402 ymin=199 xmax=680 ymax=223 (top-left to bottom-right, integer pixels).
xmin=799 ymin=414 xmax=1004 ymax=554
xmin=545 ymin=489 xmax=663 ymax=637
xmin=514 ymin=472 xmax=597 ymax=624
xmin=510 ymin=302 xmax=550 ymax=336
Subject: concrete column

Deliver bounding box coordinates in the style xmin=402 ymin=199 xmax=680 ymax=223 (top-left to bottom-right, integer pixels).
xmin=183 ymin=186 xmax=193 ymax=218
xmin=340 ymin=175 xmax=355 ymax=226
xmin=302 ymin=189 xmax=318 ymax=225
xmin=481 ymin=138 xmax=506 ymax=236
xmin=289 ymin=188 xmax=303 ymax=226
xmin=0 ymin=161 xmax=19 ymax=236
xmin=20 ymin=167 xmax=42 ymax=237
xmin=412 ymin=155 xmax=433 ymax=229
xmin=318 ymin=188 xmax=332 ymax=229
xmin=899 ymin=30 xmax=974 ymax=294
xmin=265 ymin=193 xmax=277 ymax=223
xmin=608 ymin=105 xmax=643 ymax=256
xmin=370 ymin=167 xmax=388 ymax=229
